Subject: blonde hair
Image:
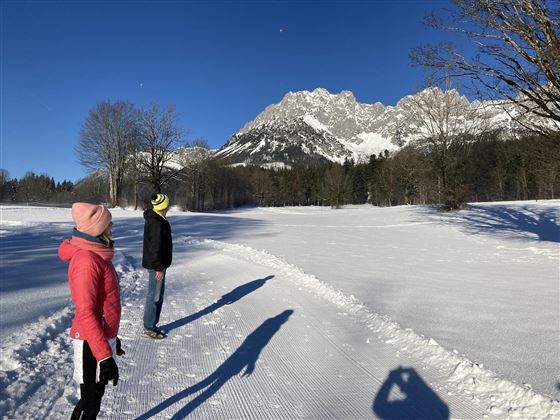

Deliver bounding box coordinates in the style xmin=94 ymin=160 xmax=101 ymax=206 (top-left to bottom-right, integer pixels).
xmin=99 ymin=224 xmax=114 ymax=248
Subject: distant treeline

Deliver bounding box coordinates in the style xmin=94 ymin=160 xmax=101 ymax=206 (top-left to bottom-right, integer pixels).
xmin=2 ymin=132 xmax=558 ymax=211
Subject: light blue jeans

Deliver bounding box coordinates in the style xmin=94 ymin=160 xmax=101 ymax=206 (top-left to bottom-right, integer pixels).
xmin=143 ymin=270 xmax=166 ymax=331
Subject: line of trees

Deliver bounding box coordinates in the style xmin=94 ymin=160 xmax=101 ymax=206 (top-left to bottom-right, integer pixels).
xmin=0 ymin=170 xmax=75 ymax=205
xmin=219 ymin=131 xmax=559 ymax=210
xmin=0 ymin=169 xmax=129 ymax=206
xmin=2 ymin=128 xmax=557 ymax=210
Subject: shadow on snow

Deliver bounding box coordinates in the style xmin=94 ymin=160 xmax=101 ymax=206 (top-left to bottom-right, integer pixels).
xmin=160 ymin=275 xmax=275 ymax=333
xmin=419 ymin=204 xmax=560 ymax=243
xmin=168 ymin=213 xmax=271 ymax=242
xmin=373 ymin=366 xmax=450 ymax=420
xmin=0 ymin=212 xmax=269 ymax=295
xmin=136 ymin=309 xmax=293 ymax=420
xmin=0 ymin=224 xmax=71 ymax=294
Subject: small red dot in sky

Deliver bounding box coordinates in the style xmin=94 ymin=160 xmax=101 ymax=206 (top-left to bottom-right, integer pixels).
xmin=279 ymin=28 xmax=284 ymax=33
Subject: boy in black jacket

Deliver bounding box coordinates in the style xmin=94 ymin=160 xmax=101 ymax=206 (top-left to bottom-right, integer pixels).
xmin=142 ymin=194 xmax=173 ymax=339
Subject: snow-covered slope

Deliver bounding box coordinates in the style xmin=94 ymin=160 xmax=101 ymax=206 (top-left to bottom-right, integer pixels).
xmin=215 ymin=87 xmax=553 ymax=166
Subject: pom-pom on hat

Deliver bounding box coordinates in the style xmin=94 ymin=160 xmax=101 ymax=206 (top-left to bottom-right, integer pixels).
xmin=71 ymin=202 xmax=112 ymax=237
xmin=151 ymin=194 xmax=170 ymax=211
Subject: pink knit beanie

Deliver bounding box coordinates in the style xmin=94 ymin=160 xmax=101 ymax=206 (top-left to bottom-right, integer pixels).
xmin=71 ymin=203 xmax=112 ymax=237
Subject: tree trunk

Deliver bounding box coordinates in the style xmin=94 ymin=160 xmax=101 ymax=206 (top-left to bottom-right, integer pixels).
xmin=134 ymin=182 xmax=139 ymax=210
xmin=109 ymin=171 xmax=118 ymax=207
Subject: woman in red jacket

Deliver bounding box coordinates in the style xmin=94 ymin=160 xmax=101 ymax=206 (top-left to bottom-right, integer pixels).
xmin=58 ymin=203 xmax=123 ymax=419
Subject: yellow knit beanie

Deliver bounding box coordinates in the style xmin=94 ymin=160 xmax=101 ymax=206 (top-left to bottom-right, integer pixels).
xmin=151 ymin=194 xmax=170 ymax=211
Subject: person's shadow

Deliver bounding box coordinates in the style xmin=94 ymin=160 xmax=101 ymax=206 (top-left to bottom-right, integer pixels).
xmin=160 ymin=275 xmax=275 ymax=333
xmin=373 ymin=366 xmax=450 ymax=420
xmin=136 ymin=309 xmax=293 ymax=419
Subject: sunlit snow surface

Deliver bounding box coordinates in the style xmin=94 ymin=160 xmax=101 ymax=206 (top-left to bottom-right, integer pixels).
xmin=1 ymin=201 xmax=558 ymax=419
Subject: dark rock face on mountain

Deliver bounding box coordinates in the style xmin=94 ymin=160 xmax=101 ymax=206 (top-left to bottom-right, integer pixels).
xmin=216 ymin=88 xmax=395 ymax=165
xmin=216 ymin=117 xmax=346 ymax=166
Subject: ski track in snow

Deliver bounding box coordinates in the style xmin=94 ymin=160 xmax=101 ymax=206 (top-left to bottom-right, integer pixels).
xmin=106 ymin=238 xmax=478 ymax=420
xmin=2 ymin=230 xmax=558 ymax=419
xmin=173 ymin=237 xmax=559 ymax=419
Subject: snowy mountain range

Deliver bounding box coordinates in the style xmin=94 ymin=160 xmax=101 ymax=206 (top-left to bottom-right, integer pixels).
xmin=214 ymin=87 xmax=548 ymax=166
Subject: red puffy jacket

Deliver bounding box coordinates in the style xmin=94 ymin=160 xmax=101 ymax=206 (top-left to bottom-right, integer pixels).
xmin=58 ymin=236 xmax=121 ymax=361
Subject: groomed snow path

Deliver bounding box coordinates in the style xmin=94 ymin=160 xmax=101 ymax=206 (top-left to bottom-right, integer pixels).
xmin=105 ymin=238 xmax=488 ymax=419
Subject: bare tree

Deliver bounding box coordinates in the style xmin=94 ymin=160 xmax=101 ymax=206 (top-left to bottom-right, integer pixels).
xmin=324 ymin=165 xmax=352 ymax=209
xmin=77 ymin=101 xmax=138 ymax=207
xmin=124 ymin=151 xmax=145 ymax=210
xmin=411 ymin=0 xmax=560 ymax=134
xmin=398 ymin=87 xmax=491 ymax=208
xmin=137 ymin=103 xmax=184 ymax=193
xmin=175 ymin=142 xmax=212 ymax=211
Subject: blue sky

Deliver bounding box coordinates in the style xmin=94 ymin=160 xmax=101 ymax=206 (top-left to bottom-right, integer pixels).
xmin=2 ymin=0 xmax=456 ymax=182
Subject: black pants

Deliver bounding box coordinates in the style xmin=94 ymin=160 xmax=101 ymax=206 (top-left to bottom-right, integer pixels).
xmin=70 ymin=383 xmax=106 ymax=419
xmin=71 ymin=340 xmax=106 ymax=419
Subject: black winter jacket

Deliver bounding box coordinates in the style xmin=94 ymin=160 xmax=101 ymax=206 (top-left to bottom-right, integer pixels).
xmin=142 ymin=209 xmax=173 ymax=271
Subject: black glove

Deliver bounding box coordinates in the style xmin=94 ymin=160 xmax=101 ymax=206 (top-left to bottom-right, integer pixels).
xmin=116 ymin=337 xmax=125 ymax=356
xmin=100 ymin=357 xmax=119 ymax=386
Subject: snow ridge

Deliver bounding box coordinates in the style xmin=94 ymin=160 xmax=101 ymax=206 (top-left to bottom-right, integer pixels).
xmin=183 ymin=235 xmax=560 ymax=419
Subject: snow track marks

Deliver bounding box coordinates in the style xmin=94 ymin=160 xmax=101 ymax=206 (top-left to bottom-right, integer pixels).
xmin=108 ymin=237 xmax=494 ymax=419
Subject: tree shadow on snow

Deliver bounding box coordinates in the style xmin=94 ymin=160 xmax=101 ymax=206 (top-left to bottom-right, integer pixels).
xmin=0 ymin=224 xmax=71 ymax=294
xmin=113 ymin=212 xmax=271 ymax=267
xmin=1 ymin=211 xmax=269 ymax=295
xmin=373 ymin=366 xmax=450 ymax=420
xmin=160 ymin=275 xmax=275 ymax=332
xmin=420 ymin=204 xmax=560 ymax=243
xmin=168 ymin=213 xmax=271 ymax=242
xmin=136 ymin=309 xmax=293 ymax=420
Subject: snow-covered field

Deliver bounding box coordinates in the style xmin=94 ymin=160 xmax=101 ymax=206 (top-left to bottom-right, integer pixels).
xmin=1 ymin=201 xmax=559 ymax=419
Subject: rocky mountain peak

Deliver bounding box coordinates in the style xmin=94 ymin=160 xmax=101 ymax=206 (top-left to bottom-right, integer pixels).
xmin=216 ymin=87 xmax=538 ymax=166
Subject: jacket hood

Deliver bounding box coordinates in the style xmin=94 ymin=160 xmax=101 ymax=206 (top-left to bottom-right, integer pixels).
xmin=58 ymin=236 xmax=115 ymax=262
xmin=58 ymin=240 xmax=79 ymax=263
xmin=144 ymin=208 xmax=166 ymax=220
